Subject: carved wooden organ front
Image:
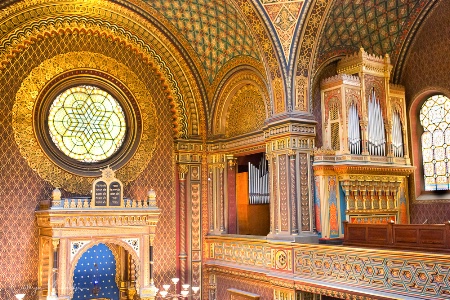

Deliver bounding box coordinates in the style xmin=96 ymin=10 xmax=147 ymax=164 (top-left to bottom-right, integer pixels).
xmin=314 ymin=49 xmax=414 ymax=239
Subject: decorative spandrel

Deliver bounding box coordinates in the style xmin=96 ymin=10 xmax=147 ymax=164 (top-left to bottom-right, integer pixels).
xmin=92 ymin=167 xmax=123 ymax=207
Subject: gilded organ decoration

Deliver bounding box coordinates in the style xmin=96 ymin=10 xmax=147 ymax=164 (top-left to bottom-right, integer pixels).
xmin=225 ymin=85 xmax=266 ymax=138
xmin=315 ymin=49 xmax=413 ymax=239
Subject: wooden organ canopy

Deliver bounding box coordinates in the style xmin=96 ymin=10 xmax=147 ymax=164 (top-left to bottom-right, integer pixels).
xmin=36 ymin=167 xmax=161 ymax=300
xmin=314 ymin=48 xmax=414 ymax=239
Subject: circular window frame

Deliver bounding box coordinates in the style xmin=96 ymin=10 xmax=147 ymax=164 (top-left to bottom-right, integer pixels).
xmin=34 ymin=71 xmax=142 ymax=177
xmin=12 ymin=51 xmax=158 ymax=194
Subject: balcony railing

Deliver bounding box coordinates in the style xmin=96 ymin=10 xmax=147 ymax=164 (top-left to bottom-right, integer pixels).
xmin=343 ymin=221 xmax=450 ymax=252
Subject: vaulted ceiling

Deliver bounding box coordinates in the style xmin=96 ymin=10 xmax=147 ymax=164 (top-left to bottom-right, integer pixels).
xmin=0 ymin=0 xmax=438 ymax=103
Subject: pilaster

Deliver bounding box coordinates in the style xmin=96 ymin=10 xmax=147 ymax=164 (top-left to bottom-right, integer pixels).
xmin=264 ymin=119 xmax=317 ymax=242
xmin=175 ymin=139 xmax=203 ymax=292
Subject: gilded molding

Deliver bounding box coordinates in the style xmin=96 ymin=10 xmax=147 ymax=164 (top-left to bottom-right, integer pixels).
xmin=12 ymin=51 xmax=157 ymax=193
xmin=0 ymin=2 xmax=200 ymax=138
xmin=226 ymin=85 xmax=267 ymax=138
xmin=210 ymin=57 xmax=267 ymax=106
xmin=213 ymin=70 xmax=270 ymax=135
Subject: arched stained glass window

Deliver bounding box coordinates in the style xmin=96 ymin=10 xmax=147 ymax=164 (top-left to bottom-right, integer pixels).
xmin=420 ymin=95 xmax=450 ymax=191
xmin=48 ymin=85 xmax=127 ymax=163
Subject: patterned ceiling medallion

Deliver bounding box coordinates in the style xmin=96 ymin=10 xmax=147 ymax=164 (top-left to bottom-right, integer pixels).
xmin=12 ymin=51 xmax=157 ymax=194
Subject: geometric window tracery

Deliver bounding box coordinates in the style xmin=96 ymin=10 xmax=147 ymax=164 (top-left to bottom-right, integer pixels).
xmin=420 ymin=95 xmax=450 ymax=191
xmin=48 ymin=85 xmax=127 ymax=163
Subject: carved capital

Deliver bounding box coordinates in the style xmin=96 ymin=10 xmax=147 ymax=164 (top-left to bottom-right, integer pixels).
xmin=178 ymin=165 xmax=189 ymax=180
xmin=287 ymin=149 xmax=296 ymax=157
xmin=52 ymin=238 xmax=60 ymax=250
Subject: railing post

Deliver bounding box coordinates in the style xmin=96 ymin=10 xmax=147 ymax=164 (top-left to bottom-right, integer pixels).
xmin=445 ymin=221 xmax=450 ymax=250
xmin=343 ymin=221 xmax=349 ymax=242
xmin=387 ymin=220 xmax=395 ymax=245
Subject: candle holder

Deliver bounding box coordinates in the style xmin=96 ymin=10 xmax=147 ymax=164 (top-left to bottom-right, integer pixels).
xmin=153 ymin=278 xmax=200 ymax=299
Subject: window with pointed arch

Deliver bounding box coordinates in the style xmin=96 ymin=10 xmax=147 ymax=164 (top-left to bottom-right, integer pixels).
xmin=420 ymin=94 xmax=450 ymax=191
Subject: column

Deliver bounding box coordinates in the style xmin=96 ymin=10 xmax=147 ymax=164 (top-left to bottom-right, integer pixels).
xmin=119 ymin=248 xmax=128 ymax=300
xmin=265 ymin=120 xmax=316 ymax=242
xmin=226 ymin=155 xmax=237 ymax=234
xmin=178 ymin=165 xmax=189 ymax=285
xmin=139 ymin=235 xmax=156 ymax=300
xmin=218 ymin=163 xmax=226 ymax=233
xmin=47 ymin=238 xmax=59 ymax=300
xmin=289 ymin=150 xmax=299 ymax=234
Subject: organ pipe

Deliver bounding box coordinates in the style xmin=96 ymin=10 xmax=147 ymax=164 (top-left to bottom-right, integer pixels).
xmin=392 ymin=112 xmax=404 ymax=157
xmin=248 ymin=156 xmax=269 ymax=204
xmin=348 ymin=104 xmax=361 ymax=154
xmin=368 ymin=89 xmax=386 ymax=156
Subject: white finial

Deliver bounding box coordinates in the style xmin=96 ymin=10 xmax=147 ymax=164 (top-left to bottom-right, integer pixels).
xmin=52 ymin=188 xmax=61 ymax=201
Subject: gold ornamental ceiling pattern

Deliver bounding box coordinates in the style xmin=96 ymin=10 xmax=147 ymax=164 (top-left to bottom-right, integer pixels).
xmin=12 ymin=51 xmax=157 ymax=194
xmin=0 ymin=0 xmax=205 ymax=137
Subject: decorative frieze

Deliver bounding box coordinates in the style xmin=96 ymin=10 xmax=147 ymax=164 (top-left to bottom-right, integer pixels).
xmin=207 ymin=236 xmax=450 ymax=300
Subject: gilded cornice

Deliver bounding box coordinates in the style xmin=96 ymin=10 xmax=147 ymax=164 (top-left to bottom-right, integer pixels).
xmin=205 ymin=264 xmax=271 ymax=287
xmin=312 ymin=164 xmax=415 ymax=176
xmin=0 ymin=0 xmax=206 ymax=138
xmin=36 ymin=208 xmax=161 ymax=230
xmin=207 ymin=132 xmax=266 ymax=156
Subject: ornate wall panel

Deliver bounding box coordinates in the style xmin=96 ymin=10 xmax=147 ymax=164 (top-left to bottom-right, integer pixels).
xmin=225 ymin=85 xmax=266 ymax=138
xmin=12 ymin=51 xmax=157 ymax=194
xmin=0 ymin=32 xmax=176 ymax=299
xmin=0 ymin=1 xmax=202 ymax=138
xmin=215 ymin=272 xmax=273 ymax=300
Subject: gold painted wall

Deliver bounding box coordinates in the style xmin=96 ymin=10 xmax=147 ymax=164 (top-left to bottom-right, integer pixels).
xmin=0 ymin=33 xmax=176 ymax=298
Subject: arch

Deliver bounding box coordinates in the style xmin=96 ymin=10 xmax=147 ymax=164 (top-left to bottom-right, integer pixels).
xmin=69 ymin=239 xmax=141 ymax=298
xmin=409 ymin=88 xmax=450 ymax=199
xmin=211 ymin=67 xmax=270 ymax=137
xmin=0 ymin=1 xmax=205 ymax=138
